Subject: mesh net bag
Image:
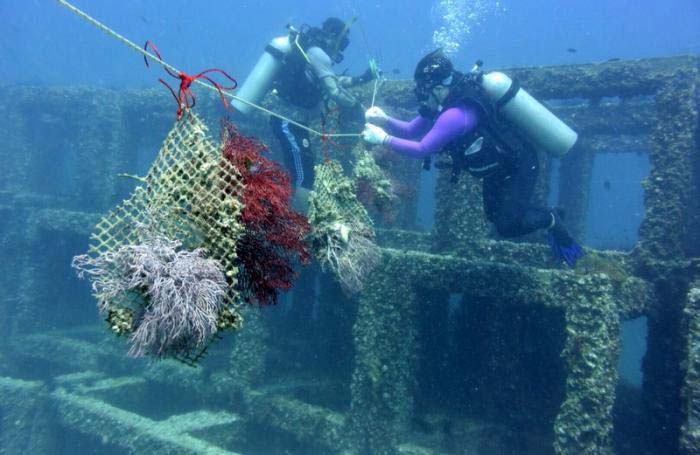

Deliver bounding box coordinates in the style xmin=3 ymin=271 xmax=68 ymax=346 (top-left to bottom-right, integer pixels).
xmin=85 ymin=112 xmax=246 ymax=357
xmin=307 ymin=159 xmax=380 ymax=293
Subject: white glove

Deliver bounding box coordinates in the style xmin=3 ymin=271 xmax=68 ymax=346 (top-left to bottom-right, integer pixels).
xmin=365 ymin=106 xmax=388 ymax=125
xmin=362 ymin=123 xmax=389 ymax=145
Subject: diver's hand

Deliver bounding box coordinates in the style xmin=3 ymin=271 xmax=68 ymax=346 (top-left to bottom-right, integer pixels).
xmin=365 ymin=106 xmax=388 ymax=125
xmin=362 ymin=123 xmax=389 ymax=145
xmin=352 ymin=67 xmax=377 ymax=85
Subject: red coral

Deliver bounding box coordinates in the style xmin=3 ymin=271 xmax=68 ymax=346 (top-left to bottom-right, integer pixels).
xmin=221 ymin=121 xmax=310 ymax=305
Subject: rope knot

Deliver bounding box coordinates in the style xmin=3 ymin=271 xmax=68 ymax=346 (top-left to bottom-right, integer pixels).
xmin=143 ymin=41 xmax=237 ymax=120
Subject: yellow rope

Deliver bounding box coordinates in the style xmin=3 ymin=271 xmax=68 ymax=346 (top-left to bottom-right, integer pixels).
xmin=293 ymin=34 xmax=312 ymax=64
xmin=371 ymin=77 xmax=380 ymax=108
xmin=56 ymin=0 xmax=360 ymax=139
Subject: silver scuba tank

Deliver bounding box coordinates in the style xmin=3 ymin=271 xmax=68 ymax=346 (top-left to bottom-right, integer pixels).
xmin=231 ymin=34 xmax=293 ymax=115
xmin=478 ymin=67 xmax=578 ymax=157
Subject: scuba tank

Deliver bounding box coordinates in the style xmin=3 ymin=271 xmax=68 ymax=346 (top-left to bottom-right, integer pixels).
xmin=231 ymin=31 xmax=294 ymax=115
xmin=474 ymin=62 xmax=578 ymax=157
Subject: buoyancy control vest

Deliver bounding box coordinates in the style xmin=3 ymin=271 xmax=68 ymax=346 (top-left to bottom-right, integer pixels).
xmin=425 ymin=62 xmax=578 ymax=181
xmin=442 ymin=123 xmax=517 ymax=181
xmin=271 ymin=29 xmax=329 ymax=109
xmin=427 ymin=72 xmax=520 ymax=182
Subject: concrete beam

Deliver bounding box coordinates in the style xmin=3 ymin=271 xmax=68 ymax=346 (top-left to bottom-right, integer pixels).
xmin=53 ymin=388 xmax=241 ymax=454
xmin=0 ymin=377 xmax=56 ymax=453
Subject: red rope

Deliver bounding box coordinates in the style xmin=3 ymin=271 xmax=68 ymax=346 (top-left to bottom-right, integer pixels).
xmin=143 ymin=41 xmax=238 ymax=120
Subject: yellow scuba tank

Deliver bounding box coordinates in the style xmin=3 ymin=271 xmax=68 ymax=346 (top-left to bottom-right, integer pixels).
xmin=477 ymin=65 xmax=578 ymax=157
xmin=231 ymin=34 xmax=293 ymax=115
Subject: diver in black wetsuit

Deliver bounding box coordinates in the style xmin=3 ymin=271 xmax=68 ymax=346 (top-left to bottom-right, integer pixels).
xmin=267 ymin=17 xmax=375 ymax=192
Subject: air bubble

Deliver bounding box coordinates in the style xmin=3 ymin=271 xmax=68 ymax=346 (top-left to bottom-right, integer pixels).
xmin=431 ymin=0 xmax=505 ymax=55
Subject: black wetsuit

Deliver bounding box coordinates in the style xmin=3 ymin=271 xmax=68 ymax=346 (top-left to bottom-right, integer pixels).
xmin=269 ymin=116 xmax=315 ymax=190
xmin=270 ymin=43 xmax=359 ymax=190
xmin=481 ymin=143 xmax=552 ymax=237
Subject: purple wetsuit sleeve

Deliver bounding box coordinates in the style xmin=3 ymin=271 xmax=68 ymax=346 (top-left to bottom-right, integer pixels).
xmin=385 ymin=116 xmax=431 ymax=138
xmin=386 ymin=106 xmax=479 ymax=159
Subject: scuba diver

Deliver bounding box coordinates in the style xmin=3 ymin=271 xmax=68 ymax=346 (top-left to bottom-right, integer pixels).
xmin=233 ymin=17 xmax=376 ymax=195
xmin=361 ymin=50 xmax=584 ymax=266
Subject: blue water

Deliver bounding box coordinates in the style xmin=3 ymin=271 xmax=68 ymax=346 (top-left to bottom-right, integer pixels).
xmin=4 ymin=0 xmax=699 ymax=87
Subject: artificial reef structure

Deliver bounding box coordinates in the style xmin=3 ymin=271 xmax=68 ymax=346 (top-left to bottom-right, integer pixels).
xmin=0 ymin=54 xmax=699 ymax=454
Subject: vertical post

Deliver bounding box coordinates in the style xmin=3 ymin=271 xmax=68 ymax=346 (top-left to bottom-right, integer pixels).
xmin=347 ymin=253 xmax=418 ymax=455
xmin=553 ymin=277 xmax=620 ymax=455
xmin=681 ymin=283 xmax=700 ymax=454
xmin=432 ymin=168 xmax=490 ymax=253
xmin=636 ymin=74 xmax=698 ymax=267
xmin=558 ymin=141 xmax=595 ymax=241
xmin=685 ymin=72 xmax=700 ymax=258
xmin=635 ymin=74 xmax=698 ymax=453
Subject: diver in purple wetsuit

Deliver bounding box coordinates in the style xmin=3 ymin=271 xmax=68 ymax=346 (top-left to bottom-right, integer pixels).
xmin=361 ymin=50 xmax=583 ymax=266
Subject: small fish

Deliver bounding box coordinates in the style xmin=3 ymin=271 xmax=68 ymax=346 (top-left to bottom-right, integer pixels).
xmin=140 ymin=16 xmax=150 ymax=25
xmin=603 ymin=180 xmax=611 ymax=191
xmin=566 ymin=48 xmax=578 ymax=53
xmin=391 ymin=68 xmax=401 ymax=75
xmin=607 ymin=58 xmax=621 ymax=62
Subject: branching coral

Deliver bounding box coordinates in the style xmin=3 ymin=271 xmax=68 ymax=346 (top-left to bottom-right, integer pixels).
xmin=72 ymin=229 xmax=227 ymax=359
xmin=318 ymin=219 xmax=381 ymax=292
xmin=221 ymin=121 xmax=310 ymax=305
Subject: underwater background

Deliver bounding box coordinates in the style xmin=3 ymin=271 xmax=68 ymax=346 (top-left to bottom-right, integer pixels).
xmin=1 ymin=0 xmax=700 ymax=454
